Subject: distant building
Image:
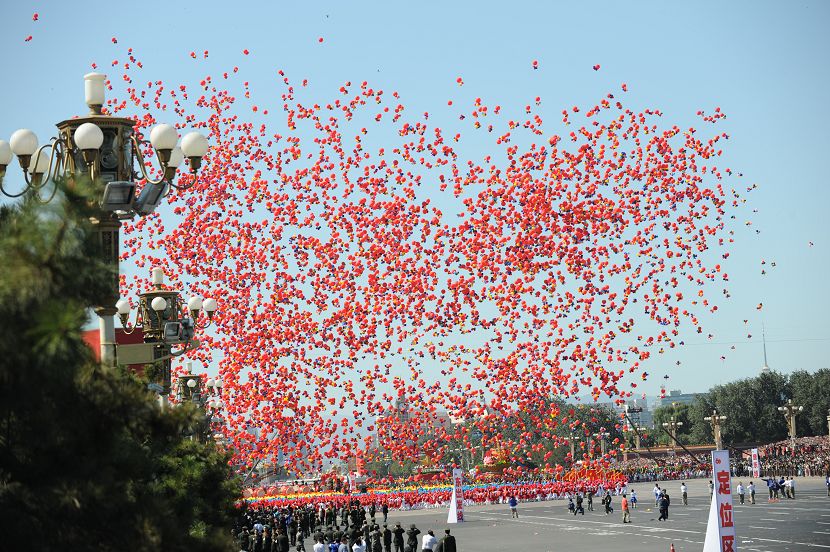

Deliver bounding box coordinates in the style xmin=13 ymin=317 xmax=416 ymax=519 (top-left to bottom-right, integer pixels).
xmin=619 ymin=399 xmax=654 ymax=429
xmin=654 ymin=389 xmax=699 ymax=408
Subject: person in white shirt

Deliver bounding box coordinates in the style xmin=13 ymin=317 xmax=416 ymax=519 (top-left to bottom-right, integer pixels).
xmin=748 ymin=481 xmax=756 ymax=504
xmin=421 ymin=530 xmax=437 ymax=551
xmin=313 ymin=539 xmax=326 ymax=552
xmin=680 ymin=482 xmax=688 ymax=505
xmin=352 ymin=537 xmax=366 ymax=552
xmin=653 ymin=484 xmax=661 ymax=506
xmin=736 ymin=482 xmax=745 ymax=504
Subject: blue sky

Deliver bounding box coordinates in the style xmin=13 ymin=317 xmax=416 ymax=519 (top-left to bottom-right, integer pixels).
xmin=1 ymin=0 xmax=828 ymax=396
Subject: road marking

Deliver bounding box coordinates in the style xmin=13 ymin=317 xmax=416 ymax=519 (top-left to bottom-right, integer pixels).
xmin=759 ymin=518 xmax=786 ymax=522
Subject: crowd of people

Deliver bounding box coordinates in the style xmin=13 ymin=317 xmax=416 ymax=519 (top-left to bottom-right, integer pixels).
xmin=754 ymin=436 xmax=830 ymax=477
xmin=235 ymin=499 xmax=457 ymax=552
xmin=615 ymin=454 xmax=711 ymax=482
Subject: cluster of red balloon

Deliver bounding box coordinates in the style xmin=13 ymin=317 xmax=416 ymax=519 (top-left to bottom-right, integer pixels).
xmin=105 ymin=45 xmax=742 ymax=476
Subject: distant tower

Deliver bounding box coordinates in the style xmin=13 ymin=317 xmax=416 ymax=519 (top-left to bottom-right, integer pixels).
xmin=760 ymin=323 xmax=770 ymax=374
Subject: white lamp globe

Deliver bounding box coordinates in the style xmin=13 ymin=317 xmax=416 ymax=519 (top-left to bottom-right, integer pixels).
xmin=181 ymin=131 xmax=209 ymax=158
xmin=187 ymin=296 xmax=204 ymax=312
xmin=187 ymin=378 xmax=197 ymax=388
xmin=28 ymin=151 xmax=50 ymax=175
xmin=206 ymin=378 xmax=215 ymax=388
xmin=203 ymin=298 xmax=217 ymax=313
xmin=116 ymin=298 xmax=131 ymax=315
xmin=0 ymin=140 xmax=12 ymax=165
xmin=84 ymin=72 xmax=107 ymax=108
xmin=215 ymin=379 xmax=223 ymax=389
xmin=149 ymin=123 xmax=178 ymax=150
xmin=10 ymin=129 xmax=38 ymax=156
xmin=167 ymin=146 xmax=184 ymax=168
xmin=74 ymin=123 xmax=104 ymax=150
xmin=151 ymin=297 xmax=167 ymax=311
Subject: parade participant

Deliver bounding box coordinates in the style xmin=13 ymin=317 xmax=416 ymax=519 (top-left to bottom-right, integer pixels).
xmin=338 ymin=536 xmax=349 ymax=552
xmin=586 ymin=490 xmax=594 ymax=511
xmin=382 ymin=524 xmax=392 ymax=552
xmin=630 ymin=489 xmax=637 ymax=509
xmin=253 ymin=527 xmax=264 ymax=552
xmin=264 ymin=526 xmax=273 ymax=552
xmin=680 ymin=482 xmax=688 ymax=505
xmin=440 ymin=530 xmax=456 ymax=552
xmin=371 ymin=525 xmax=382 ymax=552
xmin=575 ymin=494 xmax=585 ymax=515
xmin=761 ymin=477 xmax=777 ymax=501
xmin=276 ymin=529 xmax=291 ymax=552
xmin=421 ymin=530 xmax=437 ymax=552
xmin=362 ymin=524 xmax=372 ymax=552
xmin=406 ymin=524 xmax=421 ymax=552
xmin=788 ymin=477 xmax=796 ymax=499
xmin=313 ymin=538 xmax=326 ymax=552
xmin=708 ymin=480 xmax=714 ymax=498
xmin=826 ymin=475 xmax=829 ymax=497
xmin=392 ymin=523 xmax=405 ymax=552
xmin=603 ymin=491 xmax=613 ymax=515
xmin=369 ymin=503 xmax=377 ymax=523
xmin=748 ymin=481 xmax=756 ymax=504
xmin=736 ymin=482 xmax=745 ymax=504
xmin=382 ymin=503 xmax=389 ymax=523
xmin=352 ymin=537 xmax=366 ymax=552
xmin=508 ymin=495 xmax=519 ymax=518
xmin=657 ymin=492 xmax=670 ymax=521
xmin=238 ymin=526 xmax=251 ymax=552
xmin=621 ymin=493 xmax=631 ymax=524
xmin=653 ymin=484 xmax=661 ymax=506
xmin=289 ymin=514 xmax=299 ymax=546
xmin=567 ymin=496 xmax=575 ymax=514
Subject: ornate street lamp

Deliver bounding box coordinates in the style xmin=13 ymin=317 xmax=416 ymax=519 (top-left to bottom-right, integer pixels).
xmin=0 ymin=73 xmax=210 ymax=368
xmin=777 ymin=399 xmax=803 ymax=446
xmin=704 ymin=409 xmax=728 ymax=450
xmin=117 ymin=268 xmax=217 ymax=405
xmin=662 ymin=416 xmax=683 ymax=453
xmin=593 ymin=429 xmax=611 ymax=456
xmin=174 ymin=363 xmax=225 ymax=441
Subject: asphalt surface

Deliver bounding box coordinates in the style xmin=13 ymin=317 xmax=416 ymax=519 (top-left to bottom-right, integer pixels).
xmin=377 ymin=477 xmax=830 ymax=552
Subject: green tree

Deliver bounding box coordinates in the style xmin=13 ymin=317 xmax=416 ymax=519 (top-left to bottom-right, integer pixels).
xmin=702 ymin=371 xmax=789 ymax=444
xmin=789 ymin=369 xmax=830 ymax=437
xmin=652 ymin=403 xmax=694 ymax=445
xmin=0 ymin=182 xmax=240 ymax=551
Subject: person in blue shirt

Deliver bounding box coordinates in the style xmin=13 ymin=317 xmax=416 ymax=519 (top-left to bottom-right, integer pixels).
xmin=508 ymin=496 xmax=519 ymax=518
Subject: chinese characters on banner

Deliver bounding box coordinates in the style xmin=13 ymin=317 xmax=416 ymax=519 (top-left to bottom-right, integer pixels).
xmin=453 ymin=468 xmax=465 ymax=522
xmin=447 ymin=468 xmax=465 ymax=523
xmin=713 ymin=450 xmax=737 ymax=552
xmin=751 ymin=448 xmax=760 ymax=478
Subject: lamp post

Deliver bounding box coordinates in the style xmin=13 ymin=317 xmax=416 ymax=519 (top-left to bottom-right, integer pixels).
xmin=704 ymin=409 xmax=728 ymax=450
xmin=662 ymin=416 xmax=683 ymax=453
xmin=0 ymin=73 xmax=210 ymax=368
xmin=826 ymin=410 xmax=830 ymax=446
xmin=777 ymin=399 xmax=803 ymax=446
xmin=593 ymin=430 xmax=610 ymax=457
xmin=117 ymin=268 xmax=217 ymax=406
xmin=175 ymin=362 xmax=224 ymax=440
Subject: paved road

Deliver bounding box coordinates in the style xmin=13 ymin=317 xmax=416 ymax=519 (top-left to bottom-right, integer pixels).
xmin=376 ymin=477 xmax=830 ymax=551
